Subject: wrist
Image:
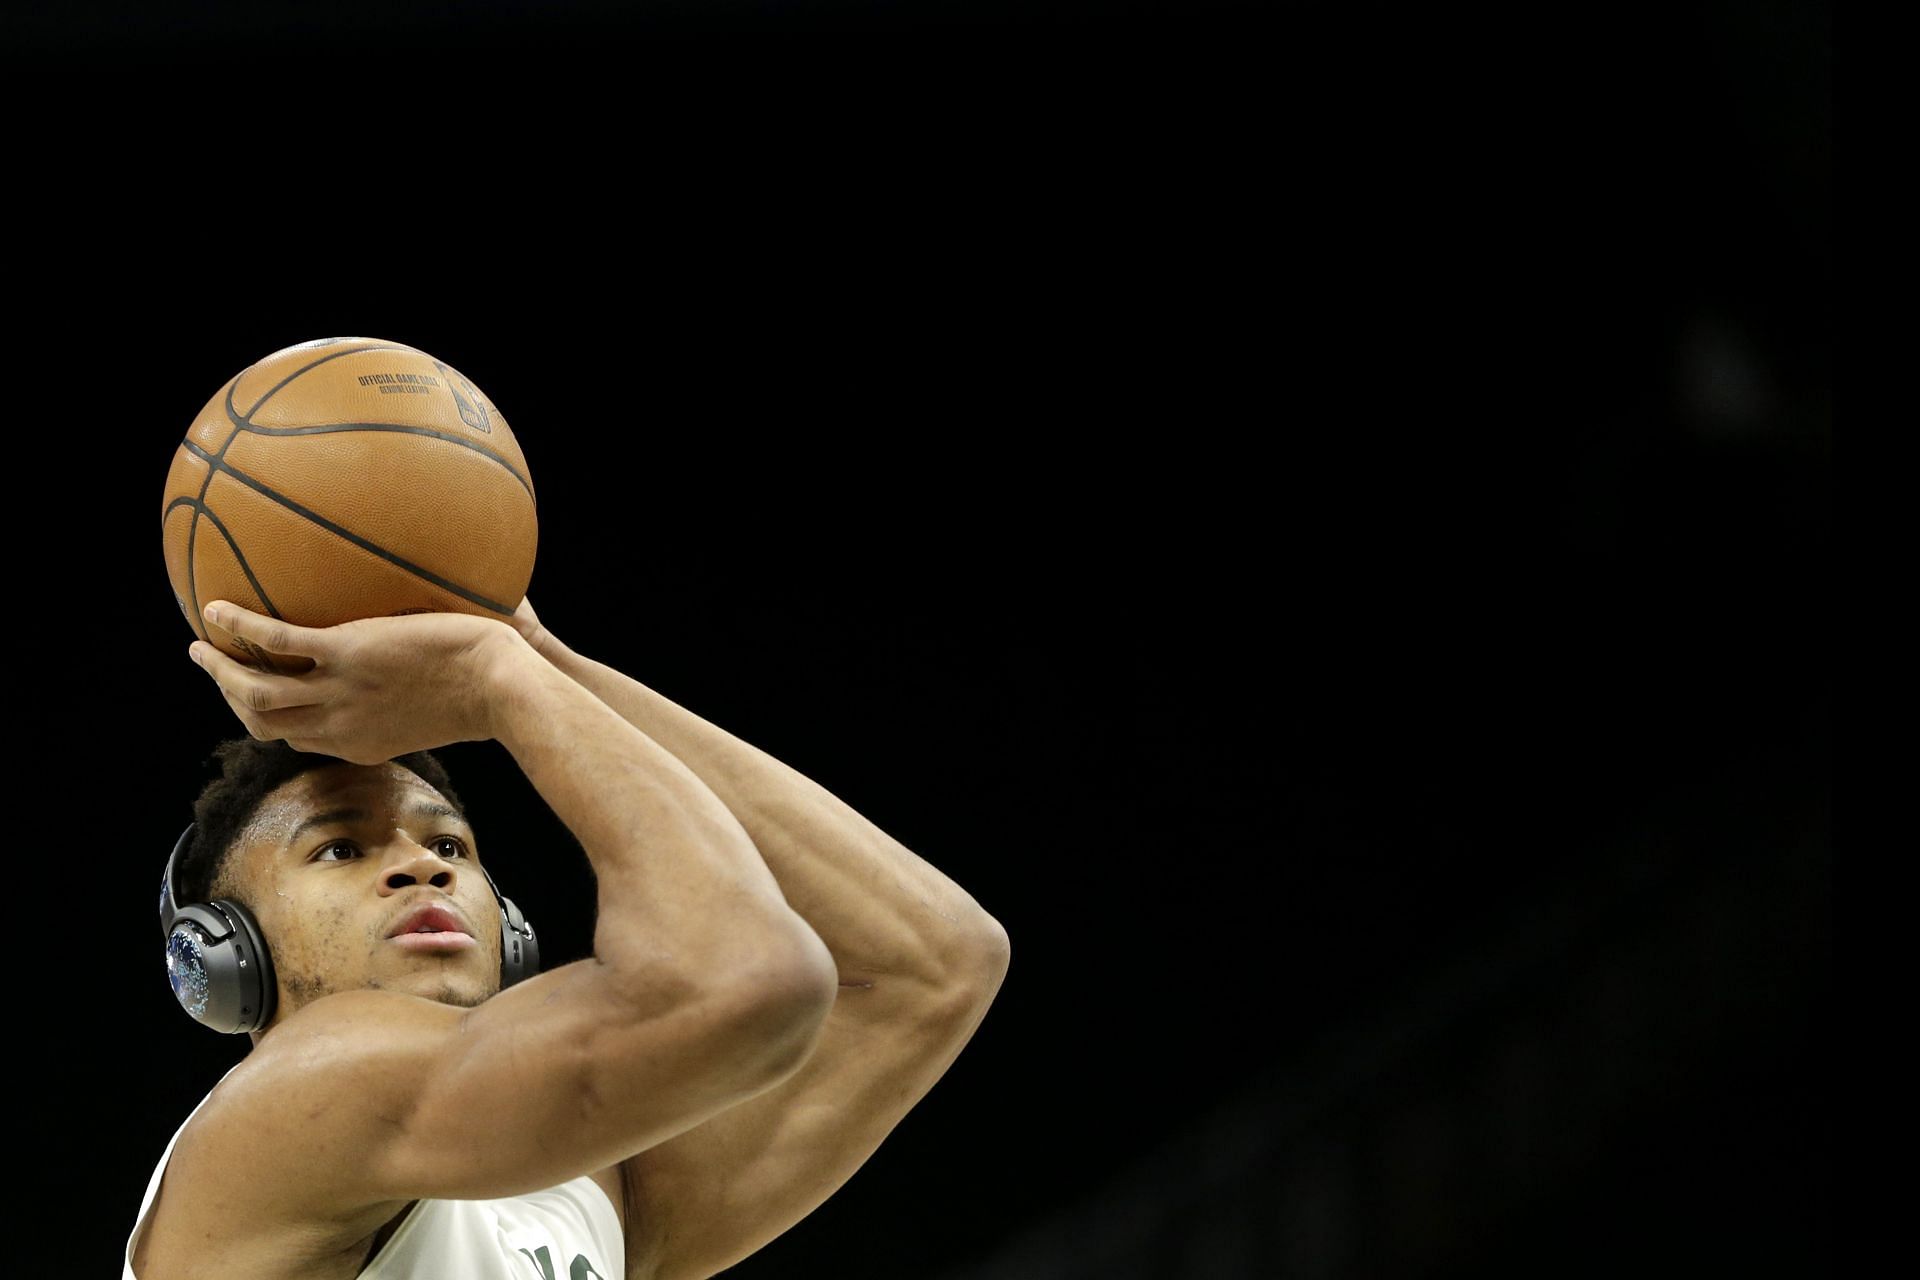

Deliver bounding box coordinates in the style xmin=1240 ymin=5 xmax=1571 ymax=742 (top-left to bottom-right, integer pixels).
xmin=472 ymin=625 xmax=544 ymax=744
xmin=528 ymin=628 xmax=571 ymax=668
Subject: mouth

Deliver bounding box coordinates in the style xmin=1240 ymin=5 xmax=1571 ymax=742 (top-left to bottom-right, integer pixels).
xmin=386 ymin=903 xmax=476 ymax=946
xmin=389 ymin=931 xmax=480 ymax=954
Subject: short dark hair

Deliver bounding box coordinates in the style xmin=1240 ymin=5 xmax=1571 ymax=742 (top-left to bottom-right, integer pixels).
xmin=177 ymin=737 xmax=470 ymax=910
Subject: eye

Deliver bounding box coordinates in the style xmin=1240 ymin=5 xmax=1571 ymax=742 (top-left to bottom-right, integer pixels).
xmin=431 ymin=836 xmax=468 ymax=859
xmin=313 ymin=839 xmax=359 ymax=862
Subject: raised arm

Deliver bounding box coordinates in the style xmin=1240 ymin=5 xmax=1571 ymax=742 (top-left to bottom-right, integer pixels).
xmin=500 ymin=600 xmax=1009 ymax=1280
xmin=178 ymin=605 xmax=841 ymax=1224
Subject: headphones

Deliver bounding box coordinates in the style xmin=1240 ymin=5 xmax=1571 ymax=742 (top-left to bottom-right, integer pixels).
xmin=159 ymin=820 xmax=540 ymax=1034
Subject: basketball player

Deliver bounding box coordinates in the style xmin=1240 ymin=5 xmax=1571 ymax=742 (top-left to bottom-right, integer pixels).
xmin=127 ymin=596 xmax=1011 ymax=1279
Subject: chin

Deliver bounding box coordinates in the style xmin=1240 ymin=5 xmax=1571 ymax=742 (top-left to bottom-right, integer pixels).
xmin=421 ymin=980 xmax=493 ymax=1009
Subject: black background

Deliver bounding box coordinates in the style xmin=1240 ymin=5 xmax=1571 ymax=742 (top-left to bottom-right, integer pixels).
xmin=8 ymin=2 xmax=1826 ymax=1275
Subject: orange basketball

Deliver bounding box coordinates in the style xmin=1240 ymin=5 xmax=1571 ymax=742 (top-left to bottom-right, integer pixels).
xmin=160 ymin=337 xmax=537 ymax=675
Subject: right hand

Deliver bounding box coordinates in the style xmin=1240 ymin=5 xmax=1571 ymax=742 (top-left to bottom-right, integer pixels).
xmin=187 ymin=600 xmax=526 ymax=764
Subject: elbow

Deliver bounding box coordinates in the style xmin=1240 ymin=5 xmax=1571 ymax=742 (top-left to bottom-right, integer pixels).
xmin=950 ymin=912 xmax=1011 ymax=991
xmin=933 ymin=914 xmax=1009 ymax=1016
xmin=976 ymin=914 xmax=1010 ymax=963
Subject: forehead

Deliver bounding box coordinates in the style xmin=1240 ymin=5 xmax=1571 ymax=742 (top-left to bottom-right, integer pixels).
xmin=242 ymin=763 xmax=460 ymax=856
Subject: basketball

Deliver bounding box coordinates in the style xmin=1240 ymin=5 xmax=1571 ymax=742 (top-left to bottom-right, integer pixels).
xmin=160 ymin=337 xmax=537 ymax=675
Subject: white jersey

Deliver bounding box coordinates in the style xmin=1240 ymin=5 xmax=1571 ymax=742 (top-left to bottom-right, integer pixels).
xmin=124 ymin=1065 xmax=625 ymax=1279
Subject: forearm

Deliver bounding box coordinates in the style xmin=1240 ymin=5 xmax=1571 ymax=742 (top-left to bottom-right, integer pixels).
xmin=481 ymin=634 xmax=835 ymax=990
xmin=529 ymin=633 xmax=1005 ymax=989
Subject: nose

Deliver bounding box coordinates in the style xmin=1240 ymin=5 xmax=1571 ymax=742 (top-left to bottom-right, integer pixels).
xmin=375 ymin=831 xmax=460 ymax=893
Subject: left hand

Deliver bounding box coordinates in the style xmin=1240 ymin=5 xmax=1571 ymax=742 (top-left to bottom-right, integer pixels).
xmin=187 ymin=600 xmax=525 ymax=764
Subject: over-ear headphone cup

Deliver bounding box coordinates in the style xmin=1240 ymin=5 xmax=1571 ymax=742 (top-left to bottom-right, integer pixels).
xmin=164 ymin=925 xmax=214 ymax=1020
xmin=168 ymin=898 xmax=277 ymax=1034
xmin=497 ymin=894 xmax=539 ymax=989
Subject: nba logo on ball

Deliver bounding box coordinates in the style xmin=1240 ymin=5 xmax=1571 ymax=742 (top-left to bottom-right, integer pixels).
xmin=160 ymin=337 xmax=537 ymax=672
xmin=434 ymin=359 xmax=493 ymax=434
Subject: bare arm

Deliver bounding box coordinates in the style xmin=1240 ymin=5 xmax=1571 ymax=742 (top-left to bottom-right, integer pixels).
xmin=483 ymin=634 xmax=834 ymax=983
xmin=510 ymin=604 xmax=1005 ymax=985
xmin=502 ymin=603 xmax=1009 ymax=1279
xmin=180 ymin=607 xmax=841 ymax=1219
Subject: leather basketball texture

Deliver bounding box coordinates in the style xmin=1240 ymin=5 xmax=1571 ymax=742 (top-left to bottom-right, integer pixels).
xmin=161 ymin=336 xmax=537 ymax=674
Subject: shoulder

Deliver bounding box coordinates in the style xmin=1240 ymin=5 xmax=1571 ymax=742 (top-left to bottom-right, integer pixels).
xmin=140 ymin=1074 xmax=404 ymax=1278
xmin=192 ymin=991 xmax=457 ymax=1157
xmin=175 ymin=992 xmax=457 ymax=1227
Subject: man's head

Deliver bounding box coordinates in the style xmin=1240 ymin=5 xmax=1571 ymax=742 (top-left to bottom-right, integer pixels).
xmin=178 ymin=738 xmax=504 ymax=1047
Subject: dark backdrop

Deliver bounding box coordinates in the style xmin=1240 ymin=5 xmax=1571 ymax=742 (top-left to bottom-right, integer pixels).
xmin=9 ymin=2 xmax=1826 ymax=1276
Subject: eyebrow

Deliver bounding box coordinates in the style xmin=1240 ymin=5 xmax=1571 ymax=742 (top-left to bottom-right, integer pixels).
xmin=284 ymin=801 xmax=469 ymax=855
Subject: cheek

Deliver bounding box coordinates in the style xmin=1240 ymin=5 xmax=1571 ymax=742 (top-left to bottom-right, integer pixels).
xmin=339 ymin=906 xmax=366 ymax=951
xmin=297 ymin=903 xmax=366 ymax=964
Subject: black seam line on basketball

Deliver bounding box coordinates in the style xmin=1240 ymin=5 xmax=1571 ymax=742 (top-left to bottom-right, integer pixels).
xmin=179 ymin=435 xmax=510 ymax=621
xmin=201 ymin=457 xmax=517 ymax=616
xmin=186 ymin=503 xmax=205 ymax=644
xmin=237 ymin=422 xmax=534 ymax=503
xmin=222 ymin=369 xmax=253 ymax=446
xmin=180 ymin=437 xmax=220 ymax=468
xmin=188 ymin=372 xmax=247 ymax=646
xmin=243 ymin=343 xmax=416 ymax=422
xmin=180 ymin=434 xmax=524 ymax=604
xmin=167 ymin=497 xmax=286 ymax=623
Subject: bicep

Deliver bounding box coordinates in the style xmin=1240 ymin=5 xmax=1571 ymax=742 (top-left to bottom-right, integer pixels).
xmin=195 ymin=956 xmax=830 ymax=1220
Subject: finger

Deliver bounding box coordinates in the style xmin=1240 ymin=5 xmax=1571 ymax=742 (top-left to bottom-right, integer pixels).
xmin=201 ymin=601 xmax=332 ymax=663
xmin=211 ymin=679 xmax=330 ymax=748
xmin=217 ymin=687 xmax=271 ymax=741
xmin=194 ymin=667 xmax=269 ymax=740
xmin=190 ymin=641 xmax=323 ymax=714
xmin=244 ymin=709 xmax=334 ymax=755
